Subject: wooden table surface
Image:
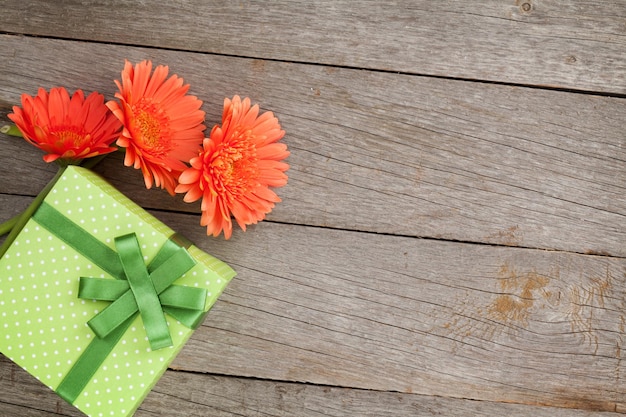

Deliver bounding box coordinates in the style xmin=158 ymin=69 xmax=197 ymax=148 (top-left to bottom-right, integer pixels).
xmin=1 ymin=1 xmax=625 ymax=416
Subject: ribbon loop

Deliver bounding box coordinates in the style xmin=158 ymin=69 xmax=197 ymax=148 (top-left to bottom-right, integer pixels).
xmin=79 ymin=233 xmax=202 ymax=350
xmin=160 ymin=286 xmax=206 ymax=310
xmin=115 ymin=233 xmax=172 ymax=350
xmin=87 ymin=290 xmax=138 ymax=338
xmin=79 ymin=278 xmax=129 ymax=301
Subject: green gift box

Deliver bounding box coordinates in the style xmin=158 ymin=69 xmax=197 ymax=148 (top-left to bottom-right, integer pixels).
xmin=0 ymin=165 xmax=236 ymax=416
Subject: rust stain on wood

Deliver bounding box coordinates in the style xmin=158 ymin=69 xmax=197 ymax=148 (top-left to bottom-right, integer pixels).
xmin=549 ymin=389 xmax=619 ymax=413
xmin=566 ymin=265 xmax=615 ymax=353
xmin=251 ymin=59 xmax=266 ymax=72
xmin=487 ymin=263 xmax=549 ymax=327
xmin=584 ymin=249 xmax=612 ymax=256
xmin=444 ymin=261 xmax=625 ymax=363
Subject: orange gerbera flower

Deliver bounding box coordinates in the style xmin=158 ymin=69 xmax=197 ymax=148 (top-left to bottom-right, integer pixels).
xmin=176 ymin=96 xmax=289 ymax=239
xmin=107 ymin=60 xmax=205 ymax=195
xmin=8 ymin=87 xmax=121 ymax=164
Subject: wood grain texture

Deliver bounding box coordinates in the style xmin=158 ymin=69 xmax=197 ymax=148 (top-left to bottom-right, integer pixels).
xmin=1 ymin=198 xmax=624 ymax=412
xmin=2 ymin=356 xmax=623 ymax=417
xmin=163 ymin=210 xmax=626 ymax=412
xmin=1 ymin=4 xmax=625 ymax=415
xmin=1 ymin=35 xmax=624 ymax=256
xmin=1 ymin=1 xmax=625 ymax=94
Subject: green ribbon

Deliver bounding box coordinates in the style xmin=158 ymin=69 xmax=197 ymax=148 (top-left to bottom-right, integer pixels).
xmin=79 ymin=233 xmax=207 ymax=350
xmin=31 ymin=201 xmax=208 ymax=404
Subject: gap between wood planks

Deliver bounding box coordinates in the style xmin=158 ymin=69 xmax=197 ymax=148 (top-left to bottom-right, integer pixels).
xmin=0 ymin=168 xmax=623 ymax=260
xmin=1 ymin=35 xmax=623 ymax=256
xmin=2 ymin=354 xmax=621 ymax=415
xmin=0 ymin=196 xmax=622 ymax=260
xmin=1 ymin=31 xmax=625 ymax=100
xmin=160 ymin=367 xmax=622 ymax=414
xmin=259 ymin=218 xmax=626 ymax=259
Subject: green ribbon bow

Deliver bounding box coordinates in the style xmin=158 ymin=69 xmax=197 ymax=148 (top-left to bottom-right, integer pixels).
xmin=79 ymin=233 xmax=207 ymax=350
xmin=31 ymin=201 xmax=208 ymax=403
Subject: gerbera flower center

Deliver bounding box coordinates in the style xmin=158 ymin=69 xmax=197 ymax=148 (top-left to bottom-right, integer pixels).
xmin=209 ymin=130 xmax=259 ymax=197
xmin=52 ymin=127 xmax=90 ymax=147
xmin=131 ymin=99 xmax=172 ymax=156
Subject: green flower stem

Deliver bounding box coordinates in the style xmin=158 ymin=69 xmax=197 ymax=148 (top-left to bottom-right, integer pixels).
xmin=0 ymin=165 xmax=67 ymax=259
xmin=0 ymin=213 xmax=20 ymax=236
xmin=1 ymin=124 xmax=23 ymax=137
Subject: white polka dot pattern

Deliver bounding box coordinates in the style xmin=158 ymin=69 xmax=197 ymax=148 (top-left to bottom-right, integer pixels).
xmin=0 ymin=166 xmax=236 ymax=417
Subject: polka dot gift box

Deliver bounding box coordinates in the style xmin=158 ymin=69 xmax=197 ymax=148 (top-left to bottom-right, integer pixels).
xmin=0 ymin=165 xmax=236 ymax=417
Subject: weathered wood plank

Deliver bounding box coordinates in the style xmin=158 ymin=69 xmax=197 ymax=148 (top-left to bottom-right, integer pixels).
xmin=166 ymin=210 xmax=626 ymax=412
xmin=1 ymin=197 xmax=623 ymax=412
xmin=1 ymin=355 xmax=624 ymax=417
xmin=1 ymin=1 xmax=625 ymax=94
xmin=0 ymin=403 xmax=75 ymax=417
xmin=1 ymin=35 xmax=624 ymax=255
xmin=1 ymin=2 xmax=624 ymax=416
